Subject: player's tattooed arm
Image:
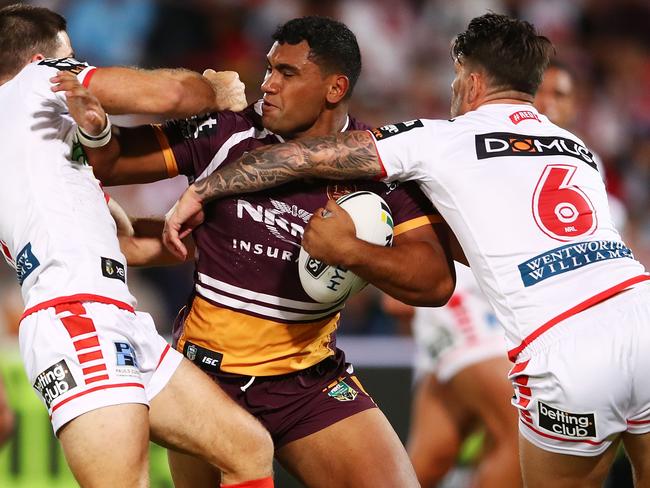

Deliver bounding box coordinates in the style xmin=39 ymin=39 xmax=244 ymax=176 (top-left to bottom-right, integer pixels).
xmin=163 ymin=130 xmax=383 ymax=259
xmin=193 ymin=130 xmax=383 ymax=203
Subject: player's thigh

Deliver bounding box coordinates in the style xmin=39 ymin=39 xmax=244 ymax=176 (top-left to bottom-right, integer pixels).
xmin=276 ymin=408 xmax=419 ymax=488
xmin=408 ymin=374 xmax=467 ymax=470
xmin=449 ymin=356 xmax=518 ymax=441
xmin=59 ymin=403 xmax=150 ymax=488
xmin=519 ymin=432 xmax=619 ymax=488
xmin=167 ymin=450 xmax=221 ymax=488
xmin=149 ymin=358 xmax=272 ymax=475
xmin=622 ymin=431 xmax=650 ymax=486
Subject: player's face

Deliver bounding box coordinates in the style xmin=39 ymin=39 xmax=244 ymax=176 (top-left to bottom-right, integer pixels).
xmin=450 ymin=60 xmax=470 ymax=118
xmin=534 ymin=67 xmax=575 ymax=128
xmin=261 ymin=41 xmax=333 ymax=137
xmin=54 ymin=31 xmax=74 ymax=58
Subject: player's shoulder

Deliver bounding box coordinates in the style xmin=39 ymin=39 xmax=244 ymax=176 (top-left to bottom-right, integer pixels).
xmin=166 ymin=102 xmax=260 ymax=141
xmin=37 ymin=57 xmax=89 ymax=74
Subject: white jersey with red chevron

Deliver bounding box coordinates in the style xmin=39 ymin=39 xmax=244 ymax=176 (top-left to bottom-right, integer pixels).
xmin=0 ymin=59 xmax=135 ymax=314
xmin=372 ymin=105 xmax=648 ymax=359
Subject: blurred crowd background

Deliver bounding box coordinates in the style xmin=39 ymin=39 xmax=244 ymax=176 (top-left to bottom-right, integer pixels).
xmin=0 ymin=0 xmax=648 ymax=340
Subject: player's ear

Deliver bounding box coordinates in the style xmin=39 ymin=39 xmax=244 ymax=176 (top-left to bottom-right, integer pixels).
xmin=467 ymin=71 xmax=484 ymax=106
xmin=30 ymin=53 xmax=46 ymax=62
xmin=326 ymin=74 xmax=349 ymax=104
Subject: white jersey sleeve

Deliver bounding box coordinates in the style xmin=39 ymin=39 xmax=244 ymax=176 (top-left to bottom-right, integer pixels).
xmin=370 ymin=106 xmax=648 ymax=360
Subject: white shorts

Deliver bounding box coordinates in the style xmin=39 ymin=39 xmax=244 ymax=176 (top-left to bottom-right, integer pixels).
xmin=509 ymin=282 xmax=650 ymax=456
xmin=413 ymin=266 xmax=506 ymax=383
xmin=19 ymin=301 xmax=183 ymax=434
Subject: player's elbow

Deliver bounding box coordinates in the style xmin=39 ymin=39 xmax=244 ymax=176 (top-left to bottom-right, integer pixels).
xmin=157 ymin=80 xmax=187 ymax=116
xmin=405 ymin=275 xmax=455 ymax=307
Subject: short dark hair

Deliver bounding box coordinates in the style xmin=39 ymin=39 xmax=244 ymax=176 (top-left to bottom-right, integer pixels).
xmin=272 ymin=16 xmax=362 ymax=99
xmin=0 ymin=4 xmax=67 ymax=80
xmin=451 ymin=13 xmax=554 ymax=95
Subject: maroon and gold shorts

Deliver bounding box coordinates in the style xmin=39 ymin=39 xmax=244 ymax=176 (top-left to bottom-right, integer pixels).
xmin=202 ymin=349 xmax=376 ymax=448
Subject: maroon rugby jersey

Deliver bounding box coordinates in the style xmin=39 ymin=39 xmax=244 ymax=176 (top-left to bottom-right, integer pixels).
xmin=157 ymin=101 xmax=441 ymax=375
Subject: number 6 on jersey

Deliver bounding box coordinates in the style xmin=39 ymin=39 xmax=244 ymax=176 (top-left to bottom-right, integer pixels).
xmin=532 ymin=164 xmax=597 ymax=241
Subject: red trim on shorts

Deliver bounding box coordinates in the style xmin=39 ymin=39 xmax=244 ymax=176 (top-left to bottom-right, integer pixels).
xmin=73 ymin=336 xmax=100 ymax=351
xmin=21 ymin=294 xmax=135 ymax=322
xmin=517 ymin=396 xmax=531 ymax=408
xmin=508 ymin=274 xmax=650 ymax=361
xmin=509 ymin=359 xmax=530 ymax=375
xmin=85 ymin=374 xmax=110 ymax=384
xmin=518 ymin=385 xmax=532 ymax=396
xmin=82 ymin=67 xmax=98 ymax=88
xmin=627 ymin=419 xmax=650 ymax=425
xmin=520 ymin=418 xmax=605 ymax=446
xmin=156 ymin=344 xmax=171 ymax=370
xmin=61 ymin=314 xmax=96 ymax=338
xmin=514 ymin=375 xmax=529 ymax=385
xmin=49 ymin=382 xmax=145 ymax=416
xmin=82 ymin=364 xmax=107 ymax=375
xmin=365 ymin=130 xmax=387 ymax=181
xmin=221 ymin=476 xmax=274 ymax=488
xmin=78 ymin=350 xmax=103 ymax=363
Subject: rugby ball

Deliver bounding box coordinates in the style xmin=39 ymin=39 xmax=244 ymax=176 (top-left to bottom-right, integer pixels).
xmin=298 ymin=191 xmax=394 ymax=303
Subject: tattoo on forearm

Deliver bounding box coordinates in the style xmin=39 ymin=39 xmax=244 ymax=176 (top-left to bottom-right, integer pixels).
xmin=194 ymin=130 xmax=382 ymax=202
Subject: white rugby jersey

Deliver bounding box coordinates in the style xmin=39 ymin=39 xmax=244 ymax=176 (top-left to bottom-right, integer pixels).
xmin=371 ymin=105 xmax=648 ymax=360
xmin=0 ymin=59 xmax=135 ymax=317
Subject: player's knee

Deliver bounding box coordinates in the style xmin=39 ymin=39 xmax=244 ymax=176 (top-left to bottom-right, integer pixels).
xmin=410 ymin=444 xmax=458 ymax=485
xmin=221 ymin=420 xmax=274 ymax=478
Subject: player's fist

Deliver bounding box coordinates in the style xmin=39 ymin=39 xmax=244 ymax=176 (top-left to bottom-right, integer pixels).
xmin=203 ymin=69 xmax=247 ymax=112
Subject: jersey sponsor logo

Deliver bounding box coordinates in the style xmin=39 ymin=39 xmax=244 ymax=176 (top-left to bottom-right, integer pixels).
xmin=518 ymin=240 xmax=634 ymax=287
xmin=325 ymin=380 xmax=358 ymax=402
xmin=509 ymin=110 xmax=541 ymax=124
xmin=234 ymin=198 xmax=311 ymax=262
xmin=178 ymin=114 xmax=219 ymax=139
xmin=538 ymin=401 xmax=596 ymax=438
xmin=183 ymin=341 xmax=223 ymax=374
xmin=38 ymin=57 xmax=87 ymax=75
xmin=101 ymin=257 xmax=126 ymax=283
xmin=475 ymin=132 xmax=597 ymax=170
xmin=371 ymin=120 xmax=423 ymax=140
xmin=16 ymin=243 xmax=40 ymax=285
xmin=33 ymin=360 xmax=77 ymax=409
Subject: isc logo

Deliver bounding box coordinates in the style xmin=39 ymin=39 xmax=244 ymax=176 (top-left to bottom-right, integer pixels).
xmin=202 ymin=357 xmax=219 ymax=367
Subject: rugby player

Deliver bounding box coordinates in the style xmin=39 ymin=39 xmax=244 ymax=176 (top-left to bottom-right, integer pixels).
xmin=0 ymin=5 xmax=273 ymax=487
xmin=166 ymin=13 xmax=650 ymax=488
xmin=384 ymin=263 xmax=520 ymax=488
xmin=79 ymin=16 xmax=455 ymax=488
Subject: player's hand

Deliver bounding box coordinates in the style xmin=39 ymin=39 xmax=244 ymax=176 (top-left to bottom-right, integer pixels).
xmin=203 ymin=69 xmax=247 ymax=112
xmin=302 ymin=199 xmax=358 ymax=265
xmin=163 ymin=185 xmax=205 ymax=260
xmin=51 ymin=71 xmax=106 ymax=135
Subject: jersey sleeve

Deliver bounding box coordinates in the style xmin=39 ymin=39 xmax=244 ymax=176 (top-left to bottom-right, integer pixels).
xmin=382 ymin=181 xmax=443 ymax=237
xmin=369 ymin=119 xmax=435 ymax=184
xmin=157 ymin=110 xmax=250 ymax=182
xmin=37 ymin=58 xmax=97 ymax=105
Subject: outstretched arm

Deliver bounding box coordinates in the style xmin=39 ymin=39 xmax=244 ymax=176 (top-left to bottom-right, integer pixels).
xmin=52 ymin=67 xmax=246 ymax=117
xmin=163 ymin=131 xmax=383 ymax=258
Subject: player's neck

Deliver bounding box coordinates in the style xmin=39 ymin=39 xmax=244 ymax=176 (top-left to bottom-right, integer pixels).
xmin=289 ymin=105 xmax=349 ymax=140
xmin=480 ymin=88 xmax=534 ymax=108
